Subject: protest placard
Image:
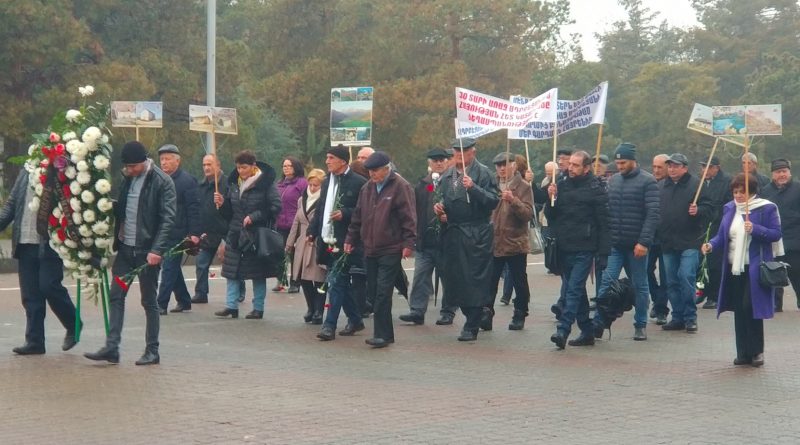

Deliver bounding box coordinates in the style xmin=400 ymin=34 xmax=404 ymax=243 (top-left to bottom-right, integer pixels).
xmin=455 ymin=87 xmax=557 ymax=139
xmin=507 ymin=82 xmax=607 ymax=140
xmin=111 ymin=101 xmax=163 ymax=128
xmin=712 ymin=104 xmax=782 ymax=136
xmin=687 ymin=103 xmax=746 ymax=146
xmin=330 ymin=86 xmax=373 ymax=146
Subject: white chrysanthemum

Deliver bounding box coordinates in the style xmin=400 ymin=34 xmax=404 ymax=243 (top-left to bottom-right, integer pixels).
xmin=65 ymin=166 xmax=77 ymax=179
xmin=24 ymin=159 xmax=37 ymax=173
xmin=70 ymin=198 xmax=81 ymax=213
xmin=92 ymin=221 xmax=109 ymax=235
xmin=70 ymin=181 xmax=81 ymax=195
xmin=93 ymin=155 xmax=110 ymax=170
xmin=80 ymin=190 xmax=95 ymax=204
xmin=64 ymin=239 xmax=78 ymax=249
xmin=82 ymin=126 xmax=101 ymax=143
xmin=74 ymin=144 xmax=88 ymax=158
xmin=82 ymin=209 xmax=96 ymax=223
xmin=62 ymin=131 xmax=77 ymax=142
xmin=59 ymin=245 xmax=70 ymax=255
xmin=76 ymin=160 xmax=89 ymax=172
xmin=78 ymin=264 xmax=92 ymax=272
xmin=100 ymin=258 xmax=109 ymax=267
xmin=34 ymin=183 xmax=43 ymax=195
xmin=81 ymin=238 xmax=94 ymax=247
xmin=95 ymin=179 xmax=111 ymax=194
xmin=28 ymin=197 xmax=40 ymax=212
xmin=72 ymin=212 xmax=83 ymax=225
xmin=78 ymin=251 xmax=92 ymax=260
xmin=85 ymin=276 xmax=100 ymax=284
xmin=79 ymin=85 xmax=94 ymax=96
xmin=78 ymin=224 xmax=92 ymax=237
xmin=40 ymin=159 xmax=50 ymax=168
xmin=63 ymin=259 xmax=76 ymax=269
xmin=76 ymin=171 xmax=91 ymax=185
xmin=71 ymin=271 xmax=81 ymax=279
xmin=101 ymin=134 xmax=109 ymax=144
xmin=97 ymin=197 xmax=113 ymax=212
xmin=49 ymin=240 xmax=58 ymax=251
xmin=28 ymin=144 xmax=37 ymax=156
xmin=52 ymin=206 xmax=62 ymax=219
xmin=66 ymin=140 xmax=82 ymax=154
xmin=66 ymin=109 xmax=81 ymax=122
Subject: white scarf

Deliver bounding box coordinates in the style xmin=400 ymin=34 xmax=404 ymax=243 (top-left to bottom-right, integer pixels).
xmin=320 ymin=174 xmax=338 ymax=239
xmin=730 ymin=197 xmax=784 ymax=275
xmin=305 ymin=187 xmax=320 ymax=212
xmin=239 ymin=168 xmax=262 ymax=197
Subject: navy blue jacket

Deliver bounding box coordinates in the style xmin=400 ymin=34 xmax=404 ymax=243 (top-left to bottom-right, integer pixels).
xmin=168 ymin=168 xmax=201 ymax=241
xmin=607 ymin=167 xmax=660 ymax=249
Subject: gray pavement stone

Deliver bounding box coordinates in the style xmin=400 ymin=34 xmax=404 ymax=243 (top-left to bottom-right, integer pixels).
xmin=1 ymin=255 xmax=800 ymax=444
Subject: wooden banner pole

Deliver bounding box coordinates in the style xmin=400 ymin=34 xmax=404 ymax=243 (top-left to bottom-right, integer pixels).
xmin=593 ymin=124 xmax=604 ymax=175
xmin=550 ymin=119 xmax=559 ymax=205
xmin=693 ymin=137 xmax=720 ymax=205
xmin=744 ymin=135 xmax=751 ymax=221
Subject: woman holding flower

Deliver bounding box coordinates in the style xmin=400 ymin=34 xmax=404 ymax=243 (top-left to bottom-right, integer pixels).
xmin=701 ymin=173 xmax=783 ymax=367
xmin=214 ymin=150 xmax=281 ymax=319
xmin=285 ymin=168 xmax=327 ymax=324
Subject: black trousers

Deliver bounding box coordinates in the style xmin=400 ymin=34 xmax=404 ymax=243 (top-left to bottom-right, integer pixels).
xmin=487 ymin=254 xmax=530 ymax=317
xmin=705 ymin=248 xmax=723 ymax=303
xmin=776 ymin=250 xmax=800 ymax=308
xmin=461 ymin=306 xmax=483 ymax=333
xmin=17 ymin=244 xmax=76 ymax=347
xmin=727 ymin=272 xmax=764 ymax=360
xmin=366 ymin=254 xmax=402 ymax=341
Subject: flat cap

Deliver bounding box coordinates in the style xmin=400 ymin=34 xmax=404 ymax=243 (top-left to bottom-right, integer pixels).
xmin=157 ymin=144 xmax=180 ymax=155
xmin=492 ymin=152 xmax=514 ymax=165
xmin=593 ymin=154 xmax=610 ymax=164
xmin=771 ymin=158 xmax=791 ymax=171
xmin=427 ymin=147 xmax=452 ymax=159
xmin=556 ymin=148 xmax=573 ymax=157
xmin=665 ymin=153 xmax=689 ymax=166
xmin=451 ymin=137 xmax=476 ymax=150
xmin=363 ymin=151 xmax=391 ymax=169
xmin=699 ymin=156 xmax=720 ymax=166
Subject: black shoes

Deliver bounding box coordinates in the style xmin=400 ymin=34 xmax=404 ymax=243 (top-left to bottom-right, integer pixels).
xmin=593 ymin=324 xmax=605 ymax=340
xmin=733 ymin=356 xmax=752 ymax=366
xmin=567 ymin=333 xmax=595 ymax=347
xmin=62 ymin=332 xmax=79 ymax=351
xmin=215 ymin=308 xmax=239 ymax=318
xmin=12 ymin=343 xmax=45 ymax=355
xmin=550 ymin=304 xmax=562 ymax=319
xmin=479 ymin=309 xmax=493 ymax=331
xmin=311 ymin=311 xmax=324 ymax=325
xmin=751 ymin=353 xmax=765 ymax=367
xmin=84 ymin=347 xmax=120 ymax=364
xmin=508 ymin=318 xmax=525 ymax=331
xmin=170 ymin=304 xmax=191 ymax=313
xmin=661 ymin=320 xmax=686 ymax=331
xmin=655 ymin=314 xmax=668 ymax=325
xmin=190 ymin=295 xmax=208 ymax=304
xmin=633 ymin=327 xmax=647 ymax=341
xmin=702 ymin=301 xmax=717 ymax=309
xmin=245 ymin=310 xmax=263 ymax=319
xmin=365 ymin=338 xmax=393 ymax=348
xmin=317 ymin=326 xmax=335 ymax=341
xmin=287 ymin=285 xmax=300 ymax=294
xmin=303 ymin=311 xmax=313 ymax=323
xmin=550 ymin=332 xmax=566 ymax=350
xmin=685 ymin=320 xmax=698 ymax=333
xmin=457 ymin=329 xmax=478 ymax=341
xmin=135 ymin=350 xmax=160 ymax=366
xmin=399 ymin=313 xmax=425 ymax=325
xmin=436 ymin=314 xmax=454 ymax=325
xmin=339 ymin=322 xmax=365 ymax=336
xmin=159 ymin=308 xmax=168 ymax=316
xmin=500 ymin=295 xmax=511 ymax=305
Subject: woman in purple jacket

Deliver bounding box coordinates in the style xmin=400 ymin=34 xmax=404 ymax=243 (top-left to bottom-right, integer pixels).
xmin=702 ymin=173 xmax=783 ymax=367
xmin=274 ymin=156 xmax=308 ymax=293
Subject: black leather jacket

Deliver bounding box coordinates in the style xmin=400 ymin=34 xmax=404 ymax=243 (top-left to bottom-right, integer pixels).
xmin=0 ymin=170 xmax=57 ymax=259
xmin=113 ymin=160 xmax=177 ymax=255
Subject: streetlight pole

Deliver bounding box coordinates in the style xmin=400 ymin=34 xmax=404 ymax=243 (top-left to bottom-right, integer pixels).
xmin=206 ymin=0 xmax=216 ymax=153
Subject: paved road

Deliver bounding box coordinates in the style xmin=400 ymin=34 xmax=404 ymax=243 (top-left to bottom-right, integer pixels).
xmin=2 ymin=255 xmax=800 ymax=444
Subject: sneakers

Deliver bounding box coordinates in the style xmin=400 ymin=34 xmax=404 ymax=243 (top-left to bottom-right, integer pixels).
xmin=655 ymin=314 xmax=668 ymax=325
xmin=633 ymin=327 xmax=647 ymax=341
xmin=702 ymin=300 xmax=717 ymax=309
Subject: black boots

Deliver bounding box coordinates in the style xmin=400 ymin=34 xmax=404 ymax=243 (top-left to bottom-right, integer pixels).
xmin=479 ymin=307 xmax=494 ymax=331
xmin=215 ymin=308 xmax=239 ymax=318
xmin=508 ymin=311 xmax=526 ymax=331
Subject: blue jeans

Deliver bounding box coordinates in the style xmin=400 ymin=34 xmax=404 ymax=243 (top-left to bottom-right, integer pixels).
xmin=647 ymin=244 xmax=669 ymax=317
xmin=194 ymin=248 xmax=215 ymax=299
xmin=557 ymin=251 xmax=594 ymax=336
xmin=502 ymin=264 xmax=513 ymax=299
xmin=323 ymin=271 xmax=362 ymax=329
xmin=156 ymin=252 xmax=191 ymax=309
xmin=662 ymin=249 xmax=700 ymax=323
xmin=225 ymin=278 xmax=266 ymax=311
xmin=594 ymin=247 xmax=650 ymax=328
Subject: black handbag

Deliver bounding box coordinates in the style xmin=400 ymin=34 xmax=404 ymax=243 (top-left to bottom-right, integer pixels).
xmin=759 ymin=245 xmax=789 ymax=288
xmin=256 ymin=226 xmax=285 ymax=262
xmin=543 ymin=234 xmax=560 ymax=275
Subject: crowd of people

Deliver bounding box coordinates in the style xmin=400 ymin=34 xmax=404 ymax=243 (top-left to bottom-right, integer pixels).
xmin=3 ymin=137 xmax=797 ymax=368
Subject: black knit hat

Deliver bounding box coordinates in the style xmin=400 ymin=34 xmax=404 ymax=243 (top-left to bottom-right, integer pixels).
xmin=327 ymin=144 xmax=350 ymax=162
xmin=121 ymin=141 xmax=148 ymax=164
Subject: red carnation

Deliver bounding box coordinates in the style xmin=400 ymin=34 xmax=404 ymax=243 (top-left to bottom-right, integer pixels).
xmin=61 ymin=217 xmax=68 ymax=229
xmin=58 ymin=172 xmax=67 ymax=183
xmin=56 ymin=229 xmax=67 ymax=242
xmin=39 ymin=174 xmax=47 ymax=185
xmin=62 ymin=185 xmax=71 ymax=199
xmin=114 ymin=276 xmax=130 ymax=292
xmin=427 ymin=184 xmax=435 ymax=192
xmin=54 ymin=143 xmax=65 ymax=156
xmin=49 ymin=215 xmax=59 ymax=227
xmin=326 ymin=246 xmax=334 ymax=253
xmin=49 ymin=132 xmax=60 ymax=143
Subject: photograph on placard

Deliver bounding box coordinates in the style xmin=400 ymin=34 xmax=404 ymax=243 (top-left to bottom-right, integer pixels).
xmin=213 ymin=107 xmax=238 ymax=135
xmin=330 ymin=86 xmax=373 ymax=146
xmin=135 ymin=102 xmax=163 ymax=128
xmin=687 ymin=103 xmax=713 ymax=136
xmin=110 ymin=101 xmax=137 ymax=127
xmin=745 ymin=105 xmax=782 ymax=136
xmin=189 ymin=105 xmax=213 ymax=133
xmin=712 ymin=106 xmax=746 ymax=136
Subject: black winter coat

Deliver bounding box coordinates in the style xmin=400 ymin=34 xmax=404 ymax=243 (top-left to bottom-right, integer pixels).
xmin=167 ymin=168 xmax=201 ymax=241
xmin=658 ymin=173 xmax=712 ymax=251
xmin=219 ymin=162 xmax=281 ymax=280
xmin=607 ymin=168 xmax=660 ymax=249
xmin=701 ymin=169 xmax=732 ymax=237
xmin=545 ymin=172 xmax=610 ymax=255
xmin=761 ymin=179 xmax=800 ymax=251
xmin=198 ymin=171 xmax=231 ymax=248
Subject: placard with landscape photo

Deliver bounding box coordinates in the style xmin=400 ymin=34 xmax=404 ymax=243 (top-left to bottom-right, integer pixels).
xmin=189 ymin=105 xmax=213 ymax=133
xmin=110 ymin=101 xmax=137 ymax=127
xmin=330 ymin=86 xmax=373 ymax=146
xmin=212 ymin=107 xmax=238 ymax=135
xmin=135 ymin=102 xmax=163 ymax=128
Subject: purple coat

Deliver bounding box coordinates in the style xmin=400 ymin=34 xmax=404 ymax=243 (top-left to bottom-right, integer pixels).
xmin=275 ymin=177 xmax=308 ymax=231
xmin=708 ymin=200 xmax=782 ymax=320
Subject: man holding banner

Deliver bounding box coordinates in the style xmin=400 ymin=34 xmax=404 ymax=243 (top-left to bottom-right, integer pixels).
xmin=433 ymin=138 xmax=499 ymax=342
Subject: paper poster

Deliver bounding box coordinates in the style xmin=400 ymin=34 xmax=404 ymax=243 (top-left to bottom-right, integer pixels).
xmin=111 ymin=101 xmax=163 ymax=128
xmin=508 ymin=82 xmax=608 ymax=140
xmin=712 ymin=105 xmax=782 ymax=136
xmin=455 ymin=87 xmax=557 ymax=139
xmin=330 ymin=87 xmax=373 ymax=146
xmin=688 ymin=103 xmax=747 ymax=147
xmin=189 ymin=105 xmax=238 ymax=135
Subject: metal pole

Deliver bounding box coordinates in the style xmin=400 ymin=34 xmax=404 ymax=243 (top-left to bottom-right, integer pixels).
xmin=206 ymin=0 xmax=216 ymax=153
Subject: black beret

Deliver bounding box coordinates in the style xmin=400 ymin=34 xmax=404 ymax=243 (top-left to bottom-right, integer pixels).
xmin=121 ymin=141 xmax=148 ymax=164
xmin=327 ymin=144 xmax=350 ymax=162
xmin=363 ymin=151 xmax=391 ymax=169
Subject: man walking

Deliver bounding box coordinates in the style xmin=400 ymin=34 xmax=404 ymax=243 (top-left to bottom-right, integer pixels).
xmin=345 ymin=151 xmax=416 ymax=348
xmin=434 ymin=138 xmax=499 ymax=341
xmin=648 ymin=154 xmax=670 ymax=324
xmin=659 ymin=153 xmax=711 ymax=334
xmin=546 ymin=150 xmax=610 ymax=349
xmin=85 ymin=141 xmax=176 ymax=365
xmin=155 ymin=144 xmax=200 ymax=314
xmin=399 ymin=148 xmax=458 ymax=325
xmin=695 ymin=156 xmax=731 ymax=310
xmin=592 ymin=143 xmax=660 ymax=341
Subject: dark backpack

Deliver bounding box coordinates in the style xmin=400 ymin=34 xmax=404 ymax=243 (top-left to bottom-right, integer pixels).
xmin=595 ymin=277 xmax=636 ymax=330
